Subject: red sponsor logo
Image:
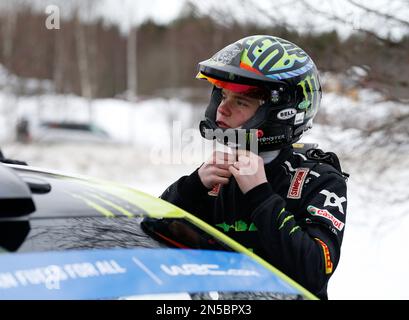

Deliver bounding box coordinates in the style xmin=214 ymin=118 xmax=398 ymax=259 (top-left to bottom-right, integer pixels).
xmin=307 ymin=205 xmax=345 ymax=231
xmin=315 ymin=238 xmax=333 ymax=274
xmin=208 ymin=183 xmax=221 ymax=197
xmin=287 ymin=168 xmax=309 ymax=199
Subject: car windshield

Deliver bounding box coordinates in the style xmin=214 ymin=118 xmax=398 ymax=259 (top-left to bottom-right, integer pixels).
xmin=0 ymin=216 xmax=232 ymax=253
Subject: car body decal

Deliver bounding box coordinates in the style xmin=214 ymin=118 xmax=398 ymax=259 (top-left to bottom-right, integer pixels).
xmin=0 ymin=248 xmax=304 ymax=300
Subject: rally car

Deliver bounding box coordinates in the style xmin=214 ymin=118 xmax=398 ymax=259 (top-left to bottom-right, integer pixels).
xmin=0 ymin=153 xmax=317 ymax=300
xmin=16 ymin=118 xmax=113 ymax=144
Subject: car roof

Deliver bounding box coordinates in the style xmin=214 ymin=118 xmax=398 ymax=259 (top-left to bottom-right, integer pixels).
xmin=2 ymin=163 xmax=185 ymax=220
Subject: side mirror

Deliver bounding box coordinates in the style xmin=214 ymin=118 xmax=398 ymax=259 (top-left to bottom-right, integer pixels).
xmin=0 ymin=163 xmax=35 ymax=218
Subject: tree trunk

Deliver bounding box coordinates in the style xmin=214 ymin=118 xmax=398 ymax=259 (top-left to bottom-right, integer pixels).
xmin=127 ymin=26 xmax=138 ymax=101
xmin=1 ymin=9 xmax=17 ymax=69
xmin=75 ymin=16 xmax=93 ymax=121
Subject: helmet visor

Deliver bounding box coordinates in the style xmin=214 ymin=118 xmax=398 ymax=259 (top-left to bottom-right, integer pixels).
xmin=197 ymin=72 xmax=259 ymax=93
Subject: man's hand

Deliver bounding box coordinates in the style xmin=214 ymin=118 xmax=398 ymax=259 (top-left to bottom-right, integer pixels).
xmin=198 ymin=151 xmax=234 ymax=189
xmin=229 ymin=150 xmax=267 ymax=194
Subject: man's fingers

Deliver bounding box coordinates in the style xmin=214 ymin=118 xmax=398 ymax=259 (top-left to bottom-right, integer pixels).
xmin=210 ymin=151 xmax=235 ymax=165
xmin=237 ymin=155 xmax=250 ymax=165
xmin=212 ymin=176 xmax=230 ymax=185
xmin=234 ymin=149 xmax=251 ymax=158
xmin=212 ymin=167 xmax=232 ymax=178
xmin=232 ymin=158 xmax=260 ymax=176
xmin=214 ymin=163 xmax=232 ymax=170
xmin=234 ymin=149 xmax=259 ymax=160
xmin=228 ymin=165 xmax=239 ymax=177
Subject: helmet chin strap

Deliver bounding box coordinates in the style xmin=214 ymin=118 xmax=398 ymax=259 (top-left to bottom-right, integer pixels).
xmin=212 ymin=140 xmax=281 ymax=164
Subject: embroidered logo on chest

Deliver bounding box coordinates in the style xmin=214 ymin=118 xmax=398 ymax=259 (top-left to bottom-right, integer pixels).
xmin=287 ymin=167 xmax=309 ymax=199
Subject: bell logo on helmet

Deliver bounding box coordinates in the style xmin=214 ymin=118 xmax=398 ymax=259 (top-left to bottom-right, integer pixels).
xmin=277 ymin=108 xmax=297 ymax=120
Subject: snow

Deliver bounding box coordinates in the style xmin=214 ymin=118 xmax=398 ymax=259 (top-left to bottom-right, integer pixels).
xmin=1 ymin=85 xmax=408 ymax=299
xmin=304 ymin=124 xmax=409 ymax=299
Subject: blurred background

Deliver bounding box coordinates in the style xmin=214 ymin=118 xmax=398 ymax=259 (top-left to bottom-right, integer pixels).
xmin=0 ymin=0 xmax=408 ymax=299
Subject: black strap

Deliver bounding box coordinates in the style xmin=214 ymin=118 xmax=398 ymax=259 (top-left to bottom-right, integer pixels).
xmin=305 ymin=148 xmax=349 ymax=180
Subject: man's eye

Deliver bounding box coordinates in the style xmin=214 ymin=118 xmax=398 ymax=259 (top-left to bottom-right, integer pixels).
xmin=237 ymin=100 xmax=248 ymax=107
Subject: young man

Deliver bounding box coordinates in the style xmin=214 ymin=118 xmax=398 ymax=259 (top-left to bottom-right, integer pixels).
xmin=160 ymin=35 xmax=348 ymax=299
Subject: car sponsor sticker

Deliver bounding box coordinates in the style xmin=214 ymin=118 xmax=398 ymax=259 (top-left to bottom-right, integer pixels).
xmin=287 ymin=168 xmax=309 ymax=199
xmin=0 ymin=248 xmax=301 ymax=299
xmin=307 ymin=205 xmax=344 ymax=231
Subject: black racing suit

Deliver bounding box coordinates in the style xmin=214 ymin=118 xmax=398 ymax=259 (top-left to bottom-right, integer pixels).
xmin=160 ymin=146 xmax=348 ymax=299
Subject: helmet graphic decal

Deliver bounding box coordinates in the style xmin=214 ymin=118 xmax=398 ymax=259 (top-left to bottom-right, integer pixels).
xmin=211 ymin=43 xmax=243 ymax=66
xmin=297 ymin=73 xmax=320 ymax=118
xmin=241 ymin=36 xmax=314 ymax=80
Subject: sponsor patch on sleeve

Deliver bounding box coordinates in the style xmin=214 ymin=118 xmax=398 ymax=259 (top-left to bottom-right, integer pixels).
xmin=287 ymin=168 xmax=309 ymax=199
xmin=314 ymin=238 xmax=333 ymax=275
xmin=307 ymin=205 xmax=344 ymax=231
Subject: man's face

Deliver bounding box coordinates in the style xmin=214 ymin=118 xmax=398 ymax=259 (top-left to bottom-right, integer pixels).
xmin=216 ymin=88 xmax=262 ymax=129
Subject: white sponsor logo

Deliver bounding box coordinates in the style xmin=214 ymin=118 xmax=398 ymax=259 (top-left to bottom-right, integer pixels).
xmin=277 ymin=108 xmax=297 ymax=120
xmin=294 ymin=112 xmax=305 ymax=125
xmin=320 ymin=190 xmax=346 ymax=214
xmin=160 ymin=264 xmax=260 ymax=277
xmin=307 ymin=205 xmax=345 ymax=231
xmin=1 ymin=260 xmax=126 ymax=290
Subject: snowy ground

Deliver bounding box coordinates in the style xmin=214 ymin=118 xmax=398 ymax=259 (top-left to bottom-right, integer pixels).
xmin=0 ymin=89 xmax=408 ymax=299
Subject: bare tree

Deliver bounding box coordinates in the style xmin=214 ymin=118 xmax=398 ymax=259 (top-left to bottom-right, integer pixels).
xmin=0 ymin=1 xmax=24 ymax=70
xmin=127 ymin=25 xmax=138 ymax=100
xmin=73 ymin=0 xmax=98 ymax=121
xmin=296 ymin=0 xmax=409 ymax=46
xmin=74 ymin=15 xmax=93 ymax=99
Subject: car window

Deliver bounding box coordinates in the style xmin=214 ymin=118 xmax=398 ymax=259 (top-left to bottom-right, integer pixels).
xmin=141 ymin=217 xmax=234 ymax=251
xmin=3 ymin=217 xmax=167 ymax=253
xmin=1 ymin=216 xmax=236 ymax=254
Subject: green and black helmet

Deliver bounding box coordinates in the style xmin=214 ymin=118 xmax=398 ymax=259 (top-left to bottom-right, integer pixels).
xmin=197 ymin=35 xmax=322 ymax=151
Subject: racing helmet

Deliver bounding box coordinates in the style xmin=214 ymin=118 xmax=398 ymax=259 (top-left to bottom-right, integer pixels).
xmin=197 ymin=35 xmax=322 ymax=151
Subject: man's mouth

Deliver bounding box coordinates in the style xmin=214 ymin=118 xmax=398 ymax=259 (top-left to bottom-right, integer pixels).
xmin=216 ymin=121 xmax=230 ymax=129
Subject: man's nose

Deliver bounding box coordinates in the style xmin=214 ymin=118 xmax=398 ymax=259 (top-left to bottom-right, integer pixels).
xmin=218 ymin=100 xmax=232 ymax=116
